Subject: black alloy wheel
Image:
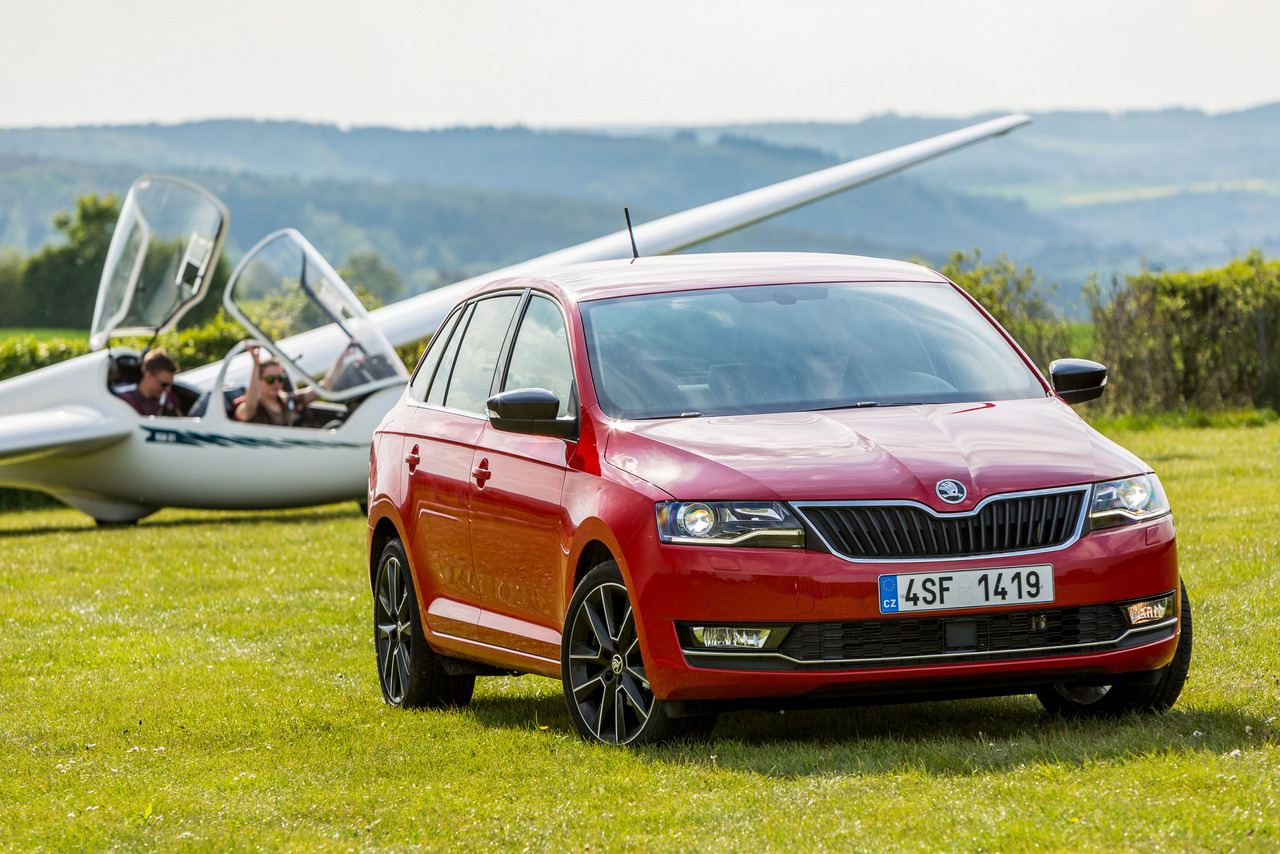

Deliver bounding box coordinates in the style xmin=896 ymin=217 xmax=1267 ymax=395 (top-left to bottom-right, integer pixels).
xmin=561 ymin=561 xmax=715 ymax=745
xmin=374 ymin=539 xmax=474 ymax=709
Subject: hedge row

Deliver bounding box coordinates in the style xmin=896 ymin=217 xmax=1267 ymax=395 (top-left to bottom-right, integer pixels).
xmin=0 ymin=336 xmax=93 ymax=382
xmin=1088 ymin=251 xmax=1280 ymax=413
xmin=1 ymin=314 xmax=426 ymax=383
xmin=0 ymin=319 xmax=242 ymax=383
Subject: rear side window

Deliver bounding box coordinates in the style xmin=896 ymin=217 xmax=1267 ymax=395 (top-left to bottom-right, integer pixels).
xmin=408 ymin=308 xmax=464 ymax=403
xmin=426 ymin=304 xmax=471 ymax=407
xmin=440 ymin=295 xmax=521 ymax=414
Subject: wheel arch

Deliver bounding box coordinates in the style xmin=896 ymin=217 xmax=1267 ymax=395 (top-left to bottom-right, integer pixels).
xmin=368 ymin=514 xmax=405 ymax=593
xmin=574 ymin=539 xmax=617 ymax=592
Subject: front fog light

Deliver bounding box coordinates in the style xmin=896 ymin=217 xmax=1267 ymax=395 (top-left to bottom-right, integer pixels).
xmin=1126 ymin=594 xmax=1174 ymax=625
xmin=692 ymin=626 xmax=773 ymax=649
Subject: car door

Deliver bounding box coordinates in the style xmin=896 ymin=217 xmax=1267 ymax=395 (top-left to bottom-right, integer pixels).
xmin=400 ymin=294 xmax=522 ymax=641
xmin=469 ymin=294 xmax=577 ymax=662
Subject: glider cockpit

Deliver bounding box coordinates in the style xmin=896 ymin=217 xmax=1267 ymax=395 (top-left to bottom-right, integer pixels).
xmin=94 ymin=177 xmax=405 ymax=428
xmin=0 ymin=175 xmax=408 ymax=522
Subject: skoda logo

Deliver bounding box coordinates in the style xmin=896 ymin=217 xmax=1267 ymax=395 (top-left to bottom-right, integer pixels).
xmin=936 ymin=480 xmax=967 ymax=504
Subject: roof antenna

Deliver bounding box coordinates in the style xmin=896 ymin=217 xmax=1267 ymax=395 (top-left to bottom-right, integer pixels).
xmin=624 ymin=207 xmax=639 ymax=260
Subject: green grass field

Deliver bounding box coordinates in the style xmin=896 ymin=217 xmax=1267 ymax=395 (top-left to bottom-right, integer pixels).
xmin=1 ymin=424 xmax=1277 ymax=852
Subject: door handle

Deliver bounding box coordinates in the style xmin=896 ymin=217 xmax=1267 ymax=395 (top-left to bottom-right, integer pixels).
xmin=471 ymin=459 xmax=492 ymax=487
xmin=404 ymin=445 xmax=420 ymax=473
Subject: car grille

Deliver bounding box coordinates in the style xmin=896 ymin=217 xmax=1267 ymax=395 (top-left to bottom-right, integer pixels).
xmin=795 ymin=488 xmax=1087 ymax=560
xmin=777 ymin=604 xmax=1127 ymax=668
xmin=680 ymin=602 xmax=1178 ymax=672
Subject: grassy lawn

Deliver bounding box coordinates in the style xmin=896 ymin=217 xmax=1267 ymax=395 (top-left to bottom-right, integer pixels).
xmin=1 ymin=425 xmax=1277 ymax=852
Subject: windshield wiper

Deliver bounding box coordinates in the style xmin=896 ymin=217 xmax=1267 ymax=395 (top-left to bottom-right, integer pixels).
xmin=800 ymin=401 xmax=929 ymax=413
xmin=802 ymin=401 xmax=880 ymax=412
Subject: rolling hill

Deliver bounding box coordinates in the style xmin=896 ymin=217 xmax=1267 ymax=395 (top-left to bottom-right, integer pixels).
xmin=3 ymin=106 xmax=1278 ymax=311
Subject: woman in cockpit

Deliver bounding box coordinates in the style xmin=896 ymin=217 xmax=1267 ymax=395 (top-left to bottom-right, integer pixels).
xmin=234 ymin=343 xmax=352 ymax=427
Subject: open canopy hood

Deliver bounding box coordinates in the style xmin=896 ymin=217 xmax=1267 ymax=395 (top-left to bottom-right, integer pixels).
xmin=89 ymin=175 xmax=229 ymax=350
xmin=224 ymin=229 xmax=408 ymax=402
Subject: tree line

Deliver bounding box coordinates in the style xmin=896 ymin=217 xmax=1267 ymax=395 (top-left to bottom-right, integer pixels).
xmin=0 ymin=193 xmax=118 ymax=329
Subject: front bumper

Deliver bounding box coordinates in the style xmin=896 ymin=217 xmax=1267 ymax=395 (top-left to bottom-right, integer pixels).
xmin=621 ymin=515 xmax=1180 ymax=702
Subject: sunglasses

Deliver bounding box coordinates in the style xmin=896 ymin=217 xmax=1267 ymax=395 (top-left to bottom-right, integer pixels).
xmin=262 ymin=375 xmax=285 ymax=385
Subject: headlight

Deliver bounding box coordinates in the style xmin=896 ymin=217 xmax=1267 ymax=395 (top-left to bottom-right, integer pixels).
xmin=656 ymin=501 xmax=805 ymax=548
xmin=1089 ymin=474 xmax=1170 ymax=530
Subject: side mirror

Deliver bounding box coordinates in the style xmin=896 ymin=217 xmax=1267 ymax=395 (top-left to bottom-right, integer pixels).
xmin=487 ymin=388 xmax=578 ymax=439
xmin=1049 ymin=358 xmax=1107 ymax=404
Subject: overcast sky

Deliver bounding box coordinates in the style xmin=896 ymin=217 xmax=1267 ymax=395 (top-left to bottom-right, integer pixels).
xmin=3 ymin=0 xmax=1278 ymax=130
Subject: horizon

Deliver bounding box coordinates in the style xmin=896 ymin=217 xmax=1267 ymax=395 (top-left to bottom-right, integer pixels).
xmin=7 ymin=100 xmax=1280 ymax=136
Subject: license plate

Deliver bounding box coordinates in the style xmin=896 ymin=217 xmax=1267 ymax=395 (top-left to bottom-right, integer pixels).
xmin=878 ymin=565 xmax=1054 ymax=614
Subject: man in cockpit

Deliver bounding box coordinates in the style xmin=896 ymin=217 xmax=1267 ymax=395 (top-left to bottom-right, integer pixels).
xmin=114 ymin=349 xmax=181 ymax=417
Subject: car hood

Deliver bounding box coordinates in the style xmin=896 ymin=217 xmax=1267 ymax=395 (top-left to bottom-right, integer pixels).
xmin=602 ymin=398 xmax=1148 ymax=511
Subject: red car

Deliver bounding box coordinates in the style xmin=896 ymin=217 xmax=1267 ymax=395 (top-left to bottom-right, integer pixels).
xmin=367 ymin=253 xmax=1191 ymax=745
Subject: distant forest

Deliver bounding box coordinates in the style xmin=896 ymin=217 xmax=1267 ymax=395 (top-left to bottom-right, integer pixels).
xmin=3 ymin=105 xmax=1280 ymax=321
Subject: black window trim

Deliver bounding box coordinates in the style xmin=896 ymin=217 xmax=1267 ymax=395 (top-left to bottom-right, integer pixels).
xmin=424 ymin=302 xmax=475 ymax=409
xmin=487 ymin=289 xmax=532 ymax=404
xmin=497 ymin=290 xmax=580 ymax=416
xmin=407 ymin=304 xmax=466 ymax=404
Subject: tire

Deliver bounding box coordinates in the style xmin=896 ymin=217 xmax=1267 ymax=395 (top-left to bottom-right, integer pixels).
xmin=1038 ymin=581 xmax=1192 ymax=717
xmin=561 ymin=561 xmax=717 ymax=745
xmin=373 ymin=539 xmax=474 ymax=709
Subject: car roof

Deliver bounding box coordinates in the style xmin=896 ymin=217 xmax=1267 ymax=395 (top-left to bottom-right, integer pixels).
xmin=474 ymin=252 xmax=950 ymax=304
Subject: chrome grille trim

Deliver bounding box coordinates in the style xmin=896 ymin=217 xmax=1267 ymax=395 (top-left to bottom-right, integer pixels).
xmin=792 ymin=485 xmax=1090 ymax=563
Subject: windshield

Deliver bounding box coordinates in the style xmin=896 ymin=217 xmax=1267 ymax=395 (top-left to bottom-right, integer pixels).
xmin=89 ymin=176 xmax=228 ymax=350
xmin=580 ymin=281 xmax=1046 ymax=419
xmin=224 ymin=229 xmax=407 ymax=402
